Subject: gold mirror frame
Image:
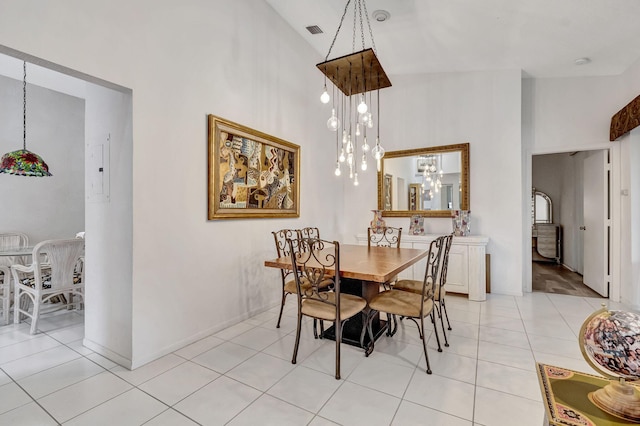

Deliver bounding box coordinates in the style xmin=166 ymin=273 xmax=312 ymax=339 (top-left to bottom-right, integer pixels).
xmin=377 ymin=143 xmax=470 ymax=218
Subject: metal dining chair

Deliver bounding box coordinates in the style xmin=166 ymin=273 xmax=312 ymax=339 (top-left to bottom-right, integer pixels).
xmin=365 ymin=236 xmax=445 ymax=374
xmin=394 ymin=234 xmax=454 ymax=347
xmin=288 ymin=237 xmax=372 ymax=379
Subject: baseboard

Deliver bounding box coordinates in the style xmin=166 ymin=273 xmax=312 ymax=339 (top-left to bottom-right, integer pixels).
xmin=125 ymin=303 xmax=277 ymax=370
xmin=82 ymin=338 xmax=132 ymax=369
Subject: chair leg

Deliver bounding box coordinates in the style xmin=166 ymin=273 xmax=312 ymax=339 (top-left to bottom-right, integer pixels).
xmin=360 ymin=310 xmax=375 ymax=357
xmin=30 ymin=298 xmax=40 ymax=335
xmin=437 ymin=303 xmax=449 ymax=347
xmin=335 ymin=320 xmax=342 ymax=380
xmin=291 ymin=312 xmax=303 ymax=365
xmin=13 ymin=287 xmax=21 ymax=324
xmin=276 ymin=291 xmax=287 ymax=328
xmin=431 ymin=311 xmax=443 ymax=352
xmin=1 ymin=283 xmax=8 ymax=326
xmin=419 ymin=315 xmax=432 ymax=374
xmin=442 ymin=298 xmax=452 ymax=331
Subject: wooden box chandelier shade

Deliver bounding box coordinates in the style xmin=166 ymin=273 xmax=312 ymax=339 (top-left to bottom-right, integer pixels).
xmin=317 ymin=48 xmax=391 ymax=96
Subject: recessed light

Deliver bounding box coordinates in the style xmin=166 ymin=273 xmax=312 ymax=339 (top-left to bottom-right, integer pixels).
xmin=372 ymin=10 xmax=390 ymax=22
xmin=574 ymin=57 xmax=591 ymax=66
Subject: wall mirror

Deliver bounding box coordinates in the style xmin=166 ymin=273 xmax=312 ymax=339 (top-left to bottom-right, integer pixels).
xmin=532 ymin=188 xmax=552 ymax=224
xmin=378 ymin=143 xmax=470 ymax=217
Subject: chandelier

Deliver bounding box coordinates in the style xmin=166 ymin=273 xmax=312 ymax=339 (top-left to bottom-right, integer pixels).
xmin=317 ymin=0 xmax=391 ymax=185
xmin=418 ymin=155 xmax=443 ymax=195
xmin=0 ymin=61 xmax=51 ymax=177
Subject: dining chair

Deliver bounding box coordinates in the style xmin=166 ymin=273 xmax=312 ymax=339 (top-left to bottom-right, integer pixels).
xmin=288 ymin=237 xmax=372 ymax=379
xmin=365 ymin=236 xmax=445 ymax=374
xmin=394 ymin=234 xmax=454 ymax=347
xmin=367 ymin=226 xmax=402 ymax=248
xmin=0 ymin=232 xmax=29 ymax=325
xmin=367 ymin=226 xmax=403 ymax=331
xmin=12 ymin=238 xmax=85 ymax=335
xmin=271 ymin=229 xmax=299 ymax=330
xmin=297 ymin=227 xmax=320 ymax=240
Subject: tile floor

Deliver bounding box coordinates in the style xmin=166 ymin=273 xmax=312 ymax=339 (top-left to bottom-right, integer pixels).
xmin=0 ymin=292 xmax=628 ymax=425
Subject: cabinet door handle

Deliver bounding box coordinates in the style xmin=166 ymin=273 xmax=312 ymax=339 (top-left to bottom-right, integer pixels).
xmin=579 ymin=226 xmax=586 ymax=230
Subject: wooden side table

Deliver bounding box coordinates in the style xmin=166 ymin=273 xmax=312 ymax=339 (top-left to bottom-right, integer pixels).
xmin=536 ymin=363 xmax=639 ymax=425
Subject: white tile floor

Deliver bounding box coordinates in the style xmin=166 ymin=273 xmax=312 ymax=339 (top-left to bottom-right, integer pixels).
xmin=0 ymin=292 xmax=628 ymax=425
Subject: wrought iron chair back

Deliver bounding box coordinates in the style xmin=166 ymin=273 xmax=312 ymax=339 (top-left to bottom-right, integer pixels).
xmin=297 ymin=227 xmax=320 ymax=240
xmin=367 ymin=227 xmax=402 ymax=248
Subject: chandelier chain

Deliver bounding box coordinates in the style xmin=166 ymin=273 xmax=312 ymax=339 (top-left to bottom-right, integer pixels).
xmin=22 ymin=61 xmax=26 ymax=151
xmin=325 ymin=0 xmax=352 ymax=61
xmin=358 ymin=0 xmax=365 ymax=51
xmin=361 ymin=0 xmax=377 ymax=54
xmin=351 ymin=0 xmax=357 ymax=53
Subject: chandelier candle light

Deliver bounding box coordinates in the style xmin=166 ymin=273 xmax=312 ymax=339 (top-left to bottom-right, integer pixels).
xmin=317 ymin=0 xmax=391 ymax=184
xmin=0 ymin=60 xmax=51 ymax=177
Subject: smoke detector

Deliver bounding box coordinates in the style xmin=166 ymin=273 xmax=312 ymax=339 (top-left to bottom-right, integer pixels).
xmin=372 ymin=10 xmax=390 ymax=22
xmin=574 ymin=57 xmax=591 ymax=66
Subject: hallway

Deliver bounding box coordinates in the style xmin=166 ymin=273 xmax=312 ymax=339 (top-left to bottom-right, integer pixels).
xmin=532 ymin=261 xmax=602 ymax=298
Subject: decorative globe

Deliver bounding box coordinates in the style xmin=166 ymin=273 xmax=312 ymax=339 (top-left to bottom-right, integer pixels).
xmin=579 ymin=306 xmax=640 ymax=421
xmin=580 ymin=307 xmax=640 ymax=381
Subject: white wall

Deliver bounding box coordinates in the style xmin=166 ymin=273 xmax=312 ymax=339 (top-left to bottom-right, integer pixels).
xmin=83 ymin=83 xmax=134 ymax=365
xmin=342 ymin=70 xmax=523 ymax=296
xmin=0 ymin=0 xmax=340 ymax=367
xmin=0 ymin=74 xmax=84 ymax=242
xmin=619 ymin=57 xmax=640 ymax=308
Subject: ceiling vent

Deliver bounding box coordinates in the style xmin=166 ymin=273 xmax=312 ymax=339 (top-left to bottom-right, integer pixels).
xmin=306 ymin=25 xmax=323 ymax=35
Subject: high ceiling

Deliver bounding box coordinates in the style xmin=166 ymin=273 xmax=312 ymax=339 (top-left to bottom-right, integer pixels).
xmin=265 ymin=0 xmax=640 ymax=78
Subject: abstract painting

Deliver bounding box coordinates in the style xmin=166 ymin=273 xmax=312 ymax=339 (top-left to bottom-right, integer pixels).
xmin=208 ymin=115 xmax=300 ymax=219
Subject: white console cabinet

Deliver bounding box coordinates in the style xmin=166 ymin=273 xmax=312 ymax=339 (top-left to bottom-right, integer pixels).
xmin=355 ymin=234 xmax=489 ymax=301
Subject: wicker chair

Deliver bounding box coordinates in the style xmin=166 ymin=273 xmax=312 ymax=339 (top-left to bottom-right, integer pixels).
xmin=0 ymin=232 xmax=29 ymax=325
xmin=12 ymin=239 xmax=85 ymax=334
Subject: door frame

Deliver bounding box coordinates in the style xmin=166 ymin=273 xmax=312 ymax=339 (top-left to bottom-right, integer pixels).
xmin=525 ymin=143 xmax=621 ymax=302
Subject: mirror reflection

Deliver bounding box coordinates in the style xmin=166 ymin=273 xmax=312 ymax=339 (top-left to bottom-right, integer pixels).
xmin=532 ymin=189 xmax=552 ymax=224
xmin=378 ymin=143 xmax=470 ymax=218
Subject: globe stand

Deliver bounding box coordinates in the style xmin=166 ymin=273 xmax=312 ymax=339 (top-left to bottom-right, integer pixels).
xmin=588 ymin=378 xmax=640 ymax=422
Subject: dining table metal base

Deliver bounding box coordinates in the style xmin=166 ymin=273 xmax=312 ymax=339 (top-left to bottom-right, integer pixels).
xmin=320 ymin=277 xmax=389 ymax=350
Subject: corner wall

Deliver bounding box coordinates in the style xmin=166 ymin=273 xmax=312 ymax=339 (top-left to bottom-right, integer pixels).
xmin=0 ymin=0 xmax=339 ymax=367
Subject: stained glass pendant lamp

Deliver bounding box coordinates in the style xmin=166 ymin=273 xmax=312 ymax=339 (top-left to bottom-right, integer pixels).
xmin=0 ymin=61 xmax=52 ymax=177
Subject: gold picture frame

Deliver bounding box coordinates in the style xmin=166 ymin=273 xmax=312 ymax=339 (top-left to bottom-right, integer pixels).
xmin=207 ymin=115 xmax=300 ymax=220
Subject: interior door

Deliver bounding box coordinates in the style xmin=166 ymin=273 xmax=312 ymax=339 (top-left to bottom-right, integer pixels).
xmin=582 ymin=150 xmax=608 ymax=296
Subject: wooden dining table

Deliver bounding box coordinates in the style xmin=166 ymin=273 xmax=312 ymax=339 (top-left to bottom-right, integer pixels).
xmin=264 ymin=244 xmax=428 ymax=348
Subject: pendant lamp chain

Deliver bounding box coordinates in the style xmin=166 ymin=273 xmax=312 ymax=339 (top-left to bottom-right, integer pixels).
xmin=0 ymin=60 xmax=52 ymax=177
xmin=22 ymin=61 xmax=27 ymax=151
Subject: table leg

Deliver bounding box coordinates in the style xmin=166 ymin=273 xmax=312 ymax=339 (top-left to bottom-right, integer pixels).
xmin=322 ymin=278 xmax=388 ymax=348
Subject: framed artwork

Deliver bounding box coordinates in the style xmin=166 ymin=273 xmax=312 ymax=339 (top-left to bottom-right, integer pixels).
xmin=207 ymin=115 xmax=300 ymax=220
xmin=383 ymin=173 xmax=393 ymax=211
xmin=408 ymin=183 xmax=421 ymax=211
xmin=409 ymin=215 xmax=425 ymax=235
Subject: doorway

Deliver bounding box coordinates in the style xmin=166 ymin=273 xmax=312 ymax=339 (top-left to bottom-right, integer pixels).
xmin=531 ymin=150 xmax=610 ymax=298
